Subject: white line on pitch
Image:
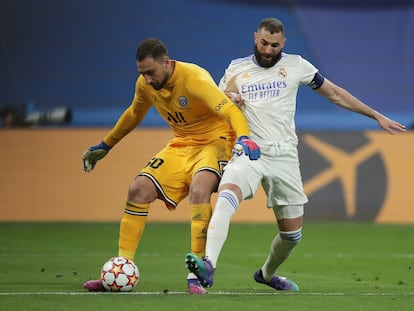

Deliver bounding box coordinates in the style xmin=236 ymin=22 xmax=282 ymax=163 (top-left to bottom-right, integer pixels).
xmin=0 ymin=291 xmax=413 ymax=296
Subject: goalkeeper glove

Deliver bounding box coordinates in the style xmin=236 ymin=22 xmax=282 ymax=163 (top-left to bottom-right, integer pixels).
xmin=233 ymin=136 xmax=260 ymax=160
xmin=82 ymin=141 xmax=111 ymax=172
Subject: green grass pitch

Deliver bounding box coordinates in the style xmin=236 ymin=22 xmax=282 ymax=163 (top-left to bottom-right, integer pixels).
xmin=0 ymin=222 xmax=413 ymax=310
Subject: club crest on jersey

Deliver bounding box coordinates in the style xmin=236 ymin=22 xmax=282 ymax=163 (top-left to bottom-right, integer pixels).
xmin=278 ymin=68 xmax=287 ymax=79
xmin=178 ymin=96 xmax=188 ymax=108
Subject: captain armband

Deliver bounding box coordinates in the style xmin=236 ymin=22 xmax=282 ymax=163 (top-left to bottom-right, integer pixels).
xmin=308 ymin=72 xmax=325 ymax=90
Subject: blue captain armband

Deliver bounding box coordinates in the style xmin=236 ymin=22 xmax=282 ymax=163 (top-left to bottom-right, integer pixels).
xmin=308 ymin=72 xmax=325 ymax=90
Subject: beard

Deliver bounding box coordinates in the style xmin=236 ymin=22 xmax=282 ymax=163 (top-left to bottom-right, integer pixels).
xmin=254 ymin=45 xmax=282 ymax=68
xmin=149 ymin=72 xmax=170 ymax=90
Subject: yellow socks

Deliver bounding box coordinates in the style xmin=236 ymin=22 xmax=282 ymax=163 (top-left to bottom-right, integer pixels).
xmin=190 ymin=203 xmax=212 ymax=258
xmin=118 ymin=201 xmax=212 ymax=261
xmin=118 ymin=200 xmax=149 ymax=261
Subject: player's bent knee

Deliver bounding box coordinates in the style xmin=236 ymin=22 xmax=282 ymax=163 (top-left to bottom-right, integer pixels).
xmin=127 ymin=177 xmax=158 ymax=203
xmin=189 ymin=181 xmax=217 ymax=203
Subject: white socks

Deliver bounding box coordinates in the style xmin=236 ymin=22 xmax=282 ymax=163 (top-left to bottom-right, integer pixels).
xmin=205 ymin=188 xmax=302 ymax=281
xmin=205 ymin=190 xmax=239 ymax=267
xmin=261 ymin=228 xmax=302 ymax=281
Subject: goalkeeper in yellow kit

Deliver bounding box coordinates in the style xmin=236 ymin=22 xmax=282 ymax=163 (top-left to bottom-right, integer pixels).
xmin=81 ymin=38 xmax=260 ymax=294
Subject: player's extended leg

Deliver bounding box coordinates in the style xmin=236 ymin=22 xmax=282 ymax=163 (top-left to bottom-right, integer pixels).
xmin=254 ymin=206 xmax=303 ymax=291
xmin=82 ymin=201 xmax=150 ymax=292
xmin=118 ymin=201 xmax=150 ymax=260
xmin=83 ymin=176 xmax=155 ymax=292
xmin=205 ymin=188 xmax=240 ymax=267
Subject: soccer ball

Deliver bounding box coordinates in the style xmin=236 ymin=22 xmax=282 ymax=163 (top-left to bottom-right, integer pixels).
xmin=100 ymin=256 xmax=140 ymax=292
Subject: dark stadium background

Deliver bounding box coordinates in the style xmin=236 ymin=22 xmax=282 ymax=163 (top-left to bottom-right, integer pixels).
xmin=1 ymin=0 xmax=413 ymax=129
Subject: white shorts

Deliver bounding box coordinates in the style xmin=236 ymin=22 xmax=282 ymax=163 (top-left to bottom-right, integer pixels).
xmin=220 ymin=142 xmax=308 ymax=210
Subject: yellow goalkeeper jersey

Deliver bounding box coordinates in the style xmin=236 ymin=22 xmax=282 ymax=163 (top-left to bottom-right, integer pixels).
xmin=103 ymin=61 xmax=250 ymax=147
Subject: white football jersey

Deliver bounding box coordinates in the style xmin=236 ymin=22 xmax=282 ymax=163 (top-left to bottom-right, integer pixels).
xmin=219 ymin=53 xmax=318 ymax=146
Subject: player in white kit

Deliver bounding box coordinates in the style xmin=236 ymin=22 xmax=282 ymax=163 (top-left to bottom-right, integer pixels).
xmin=185 ymin=17 xmax=406 ymax=291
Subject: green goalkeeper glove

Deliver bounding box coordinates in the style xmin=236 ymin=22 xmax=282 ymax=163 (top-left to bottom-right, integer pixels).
xmin=82 ymin=141 xmax=111 ymax=172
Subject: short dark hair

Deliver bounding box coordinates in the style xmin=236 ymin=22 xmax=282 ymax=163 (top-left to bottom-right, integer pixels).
xmin=136 ymin=38 xmax=168 ymax=62
xmin=258 ymin=17 xmax=285 ymax=35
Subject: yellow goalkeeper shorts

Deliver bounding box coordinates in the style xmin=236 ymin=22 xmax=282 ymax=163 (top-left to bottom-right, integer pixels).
xmin=139 ymin=137 xmax=233 ymax=209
